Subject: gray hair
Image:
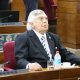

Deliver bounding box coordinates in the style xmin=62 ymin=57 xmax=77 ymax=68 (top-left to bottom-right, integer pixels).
xmin=26 ymin=9 xmax=47 ymax=30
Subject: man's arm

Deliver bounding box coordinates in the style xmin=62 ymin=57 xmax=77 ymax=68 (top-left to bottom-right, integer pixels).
xmin=55 ymin=34 xmax=80 ymax=65
xmin=15 ymin=32 xmax=29 ymax=69
xmin=49 ymin=32 xmax=80 ymax=65
xmin=15 ymin=32 xmax=43 ymax=70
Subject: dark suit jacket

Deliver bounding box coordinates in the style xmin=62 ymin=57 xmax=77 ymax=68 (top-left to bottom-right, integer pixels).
xmin=15 ymin=30 xmax=80 ymax=69
xmin=0 ymin=0 xmax=9 ymax=10
xmin=23 ymin=0 xmax=38 ymax=20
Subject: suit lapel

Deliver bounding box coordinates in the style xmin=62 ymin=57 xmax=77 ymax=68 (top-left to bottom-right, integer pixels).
xmin=46 ymin=33 xmax=55 ymax=58
xmin=28 ymin=30 xmax=49 ymax=58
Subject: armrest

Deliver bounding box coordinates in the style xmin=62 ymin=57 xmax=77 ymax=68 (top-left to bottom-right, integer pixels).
xmin=4 ymin=67 xmax=14 ymax=71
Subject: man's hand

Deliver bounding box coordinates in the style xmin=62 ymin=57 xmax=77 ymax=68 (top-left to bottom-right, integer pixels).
xmin=9 ymin=0 xmax=13 ymax=4
xmin=28 ymin=63 xmax=43 ymax=71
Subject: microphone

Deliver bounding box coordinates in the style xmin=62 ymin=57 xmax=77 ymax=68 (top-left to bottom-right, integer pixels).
xmin=0 ymin=15 xmax=13 ymax=22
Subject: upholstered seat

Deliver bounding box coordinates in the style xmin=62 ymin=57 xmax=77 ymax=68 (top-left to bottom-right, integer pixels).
xmin=3 ymin=41 xmax=15 ymax=70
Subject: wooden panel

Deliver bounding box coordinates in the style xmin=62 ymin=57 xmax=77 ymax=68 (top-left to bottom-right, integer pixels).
xmin=0 ymin=25 xmax=26 ymax=34
xmin=11 ymin=0 xmax=26 ymax=21
xmin=60 ymin=78 xmax=78 ymax=80
xmin=0 ymin=68 xmax=80 ymax=80
xmin=57 ymin=13 xmax=76 ymax=43
xmin=57 ymin=1 xmax=78 ymax=13
xmin=0 ymin=70 xmax=59 ymax=80
xmin=60 ymin=68 xmax=80 ymax=78
xmin=76 ymin=14 xmax=80 ymax=44
xmin=57 ymin=0 xmax=80 ymax=49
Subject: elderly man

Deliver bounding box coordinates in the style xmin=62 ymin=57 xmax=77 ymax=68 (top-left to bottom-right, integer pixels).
xmin=15 ymin=9 xmax=80 ymax=71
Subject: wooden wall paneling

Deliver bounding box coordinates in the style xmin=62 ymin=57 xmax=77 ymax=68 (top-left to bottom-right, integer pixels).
xmin=59 ymin=68 xmax=80 ymax=80
xmin=57 ymin=0 xmax=80 ymax=49
xmin=11 ymin=0 xmax=26 ymax=21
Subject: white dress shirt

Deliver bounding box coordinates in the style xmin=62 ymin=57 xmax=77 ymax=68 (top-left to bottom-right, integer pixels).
xmin=33 ymin=30 xmax=52 ymax=58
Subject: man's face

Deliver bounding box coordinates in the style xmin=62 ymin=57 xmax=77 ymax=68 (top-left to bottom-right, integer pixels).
xmin=32 ymin=13 xmax=48 ymax=34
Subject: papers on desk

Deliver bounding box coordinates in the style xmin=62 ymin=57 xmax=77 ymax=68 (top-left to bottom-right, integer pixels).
xmin=47 ymin=62 xmax=79 ymax=70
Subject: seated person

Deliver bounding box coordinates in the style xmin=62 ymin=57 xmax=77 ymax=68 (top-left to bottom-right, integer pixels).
xmin=15 ymin=9 xmax=80 ymax=71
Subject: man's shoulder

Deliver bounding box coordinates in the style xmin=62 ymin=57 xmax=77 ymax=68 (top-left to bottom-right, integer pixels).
xmin=16 ymin=31 xmax=28 ymax=39
xmin=47 ymin=32 xmax=59 ymax=38
xmin=17 ymin=31 xmax=27 ymax=36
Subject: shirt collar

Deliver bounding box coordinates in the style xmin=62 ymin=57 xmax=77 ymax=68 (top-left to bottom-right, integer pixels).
xmin=33 ymin=30 xmax=47 ymax=41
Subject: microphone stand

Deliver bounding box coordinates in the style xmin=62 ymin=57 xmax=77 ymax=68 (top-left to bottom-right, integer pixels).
xmin=0 ymin=15 xmax=12 ymax=22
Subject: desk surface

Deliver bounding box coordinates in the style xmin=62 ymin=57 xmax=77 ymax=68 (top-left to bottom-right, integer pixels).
xmin=0 ymin=67 xmax=80 ymax=80
xmin=0 ymin=24 xmax=26 ymax=34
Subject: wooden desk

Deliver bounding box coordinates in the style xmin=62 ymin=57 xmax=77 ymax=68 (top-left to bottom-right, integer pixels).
xmin=0 ymin=25 xmax=26 ymax=34
xmin=0 ymin=67 xmax=80 ymax=80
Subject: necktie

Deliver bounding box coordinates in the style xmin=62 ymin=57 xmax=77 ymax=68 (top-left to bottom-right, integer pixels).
xmin=41 ymin=36 xmax=52 ymax=59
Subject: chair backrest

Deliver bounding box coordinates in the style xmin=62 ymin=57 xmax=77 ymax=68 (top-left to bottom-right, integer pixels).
xmin=3 ymin=41 xmax=16 ymax=69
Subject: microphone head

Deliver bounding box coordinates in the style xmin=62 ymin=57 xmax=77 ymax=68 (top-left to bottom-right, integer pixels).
xmin=8 ymin=15 xmax=13 ymax=18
